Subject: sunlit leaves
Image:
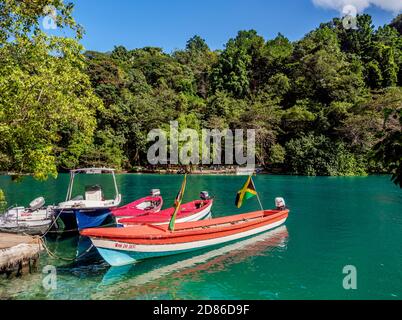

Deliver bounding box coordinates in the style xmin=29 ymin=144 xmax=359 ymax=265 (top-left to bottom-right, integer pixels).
xmin=0 ymin=33 xmax=101 ymax=179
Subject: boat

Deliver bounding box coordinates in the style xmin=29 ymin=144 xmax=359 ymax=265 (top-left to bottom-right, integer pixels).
xmin=118 ymin=196 xmax=213 ymax=227
xmin=112 ymin=189 xmax=163 ymax=224
xmin=81 ymin=204 xmax=289 ymax=267
xmin=99 ymin=225 xmax=288 ymax=289
xmin=53 ymin=168 xmax=122 ymax=232
xmin=0 ymin=197 xmax=55 ymax=235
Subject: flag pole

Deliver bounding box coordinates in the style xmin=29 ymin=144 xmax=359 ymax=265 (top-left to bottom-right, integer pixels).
xmin=252 ymin=176 xmax=264 ymax=211
xmin=169 ymin=174 xmax=187 ymax=232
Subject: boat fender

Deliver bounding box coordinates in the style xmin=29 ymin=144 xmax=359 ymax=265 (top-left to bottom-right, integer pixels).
xmin=275 ymin=197 xmax=287 ymax=210
xmin=29 ymin=197 xmax=45 ymax=211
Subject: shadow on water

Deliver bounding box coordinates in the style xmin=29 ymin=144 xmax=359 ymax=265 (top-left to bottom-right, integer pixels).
xmin=93 ymin=225 xmax=289 ymax=299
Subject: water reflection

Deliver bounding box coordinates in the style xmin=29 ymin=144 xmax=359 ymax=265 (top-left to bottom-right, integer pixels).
xmin=94 ymin=226 xmax=289 ymax=299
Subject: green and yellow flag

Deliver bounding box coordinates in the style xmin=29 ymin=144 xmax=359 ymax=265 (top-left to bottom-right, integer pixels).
xmin=169 ymin=174 xmax=187 ymax=231
xmin=235 ymin=175 xmax=258 ymax=208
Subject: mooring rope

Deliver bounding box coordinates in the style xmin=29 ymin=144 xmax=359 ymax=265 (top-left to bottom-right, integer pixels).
xmin=35 ymin=208 xmax=97 ymax=261
xmin=38 ymin=236 xmax=94 ymax=262
xmin=40 ymin=207 xmax=66 ymax=239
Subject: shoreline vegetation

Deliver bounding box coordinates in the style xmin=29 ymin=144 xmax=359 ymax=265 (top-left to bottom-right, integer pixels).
xmin=1 ymin=166 xmax=388 ymax=176
xmin=0 ymin=2 xmax=401 ymax=186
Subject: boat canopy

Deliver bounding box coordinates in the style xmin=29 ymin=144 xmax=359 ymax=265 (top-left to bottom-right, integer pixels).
xmin=66 ymin=168 xmax=120 ymax=202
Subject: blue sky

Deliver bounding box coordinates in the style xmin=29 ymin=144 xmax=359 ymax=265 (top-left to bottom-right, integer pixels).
xmin=54 ymin=0 xmax=399 ymax=53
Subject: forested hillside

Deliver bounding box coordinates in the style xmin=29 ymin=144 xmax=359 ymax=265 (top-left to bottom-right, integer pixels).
xmin=82 ymin=15 xmax=402 ymax=179
xmin=0 ymin=1 xmax=401 ymax=185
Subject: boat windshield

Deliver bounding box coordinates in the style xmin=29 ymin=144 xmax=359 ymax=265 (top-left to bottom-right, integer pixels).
xmin=66 ymin=169 xmax=119 ymax=201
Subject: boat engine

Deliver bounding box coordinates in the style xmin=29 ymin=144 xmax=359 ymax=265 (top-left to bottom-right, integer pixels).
xmin=200 ymin=191 xmax=210 ymax=200
xmin=29 ymin=197 xmax=45 ymax=211
xmin=150 ymin=189 xmax=161 ymax=196
xmin=275 ymin=197 xmax=286 ymax=210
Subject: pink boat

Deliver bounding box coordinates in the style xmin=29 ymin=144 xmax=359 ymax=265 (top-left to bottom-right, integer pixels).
xmin=119 ymin=198 xmax=214 ymax=226
xmin=112 ymin=189 xmax=163 ymax=224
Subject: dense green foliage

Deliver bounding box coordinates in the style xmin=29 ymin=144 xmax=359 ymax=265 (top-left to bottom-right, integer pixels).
xmin=373 ymin=88 xmax=402 ymax=187
xmin=0 ymin=188 xmax=6 ymax=213
xmin=0 ymin=1 xmax=101 ymax=179
xmin=82 ymin=14 xmax=402 ymax=180
xmin=0 ymin=1 xmax=401 ymax=184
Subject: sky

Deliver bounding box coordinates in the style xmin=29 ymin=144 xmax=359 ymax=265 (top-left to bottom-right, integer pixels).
xmin=50 ymin=0 xmax=401 ymax=53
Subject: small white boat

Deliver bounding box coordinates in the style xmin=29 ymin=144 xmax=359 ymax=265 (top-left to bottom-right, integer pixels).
xmin=57 ymin=168 xmax=121 ymax=211
xmin=0 ymin=197 xmax=54 ymax=235
xmin=53 ymin=168 xmax=122 ymax=231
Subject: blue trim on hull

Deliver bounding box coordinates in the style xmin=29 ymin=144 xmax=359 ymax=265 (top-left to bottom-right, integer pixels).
xmin=54 ymin=209 xmax=112 ymax=234
xmin=75 ymin=209 xmax=111 ymax=230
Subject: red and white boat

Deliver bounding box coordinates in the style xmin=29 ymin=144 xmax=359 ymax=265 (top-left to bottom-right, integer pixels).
xmin=118 ymin=198 xmax=213 ymax=226
xmin=81 ymin=207 xmax=289 ymax=266
xmin=112 ymin=189 xmax=163 ymax=224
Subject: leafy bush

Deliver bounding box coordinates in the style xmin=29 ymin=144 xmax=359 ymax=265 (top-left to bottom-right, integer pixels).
xmin=285 ymin=134 xmax=367 ymax=176
xmin=0 ymin=189 xmax=6 ymax=214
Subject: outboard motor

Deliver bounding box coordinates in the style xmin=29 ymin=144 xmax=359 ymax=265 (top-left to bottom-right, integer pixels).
xmin=275 ymin=197 xmax=287 ymax=210
xmin=200 ymin=191 xmax=210 ymax=200
xmin=29 ymin=197 xmax=45 ymax=211
xmin=150 ymin=189 xmax=161 ymax=197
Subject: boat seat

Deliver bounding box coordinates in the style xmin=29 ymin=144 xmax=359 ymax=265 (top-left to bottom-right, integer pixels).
xmin=85 ymin=185 xmax=103 ymax=201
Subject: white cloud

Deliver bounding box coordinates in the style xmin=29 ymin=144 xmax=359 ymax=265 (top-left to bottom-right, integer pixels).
xmin=312 ymin=0 xmax=402 ymax=14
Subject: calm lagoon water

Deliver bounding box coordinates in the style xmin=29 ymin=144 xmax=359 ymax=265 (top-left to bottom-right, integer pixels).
xmin=0 ymin=174 xmax=401 ymax=300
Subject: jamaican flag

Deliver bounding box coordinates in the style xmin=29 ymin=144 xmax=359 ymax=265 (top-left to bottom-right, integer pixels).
xmin=169 ymin=174 xmax=187 ymax=231
xmin=235 ymin=175 xmax=257 ymax=208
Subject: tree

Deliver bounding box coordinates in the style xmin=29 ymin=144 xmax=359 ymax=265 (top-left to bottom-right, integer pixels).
xmin=256 ymin=33 xmax=293 ymax=93
xmin=372 ymin=88 xmax=402 ymax=187
xmin=372 ymin=42 xmax=399 ymax=87
xmin=365 ymin=60 xmax=383 ymax=89
xmin=291 ymin=27 xmax=366 ymax=105
xmin=325 ymin=14 xmax=375 ymax=60
xmin=0 ymin=1 xmax=101 ymax=180
xmin=185 ymin=35 xmax=209 ymax=53
xmin=285 ymin=134 xmax=366 ymax=176
xmin=390 ymin=14 xmax=402 ymax=35
xmin=211 ymin=30 xmax=265 ymax=98
xmin=174 ymin=36 xmax=217 ymax=98
xmin=0 ymin=0 xmax=83 ymax=42
xmin=0 ymin=189 xmax=6 ymax=213
xmin=1 ymin=8 xmax=400 ymax=180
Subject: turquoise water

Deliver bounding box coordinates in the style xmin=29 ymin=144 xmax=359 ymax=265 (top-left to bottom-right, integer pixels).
xmin=0 ymin=174 xmax=401 ymax=300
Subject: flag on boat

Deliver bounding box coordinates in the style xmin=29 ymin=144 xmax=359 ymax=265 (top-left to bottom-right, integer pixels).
xmin=235 ymin=175 xmax=257 ymax=208
xmin=169 ymin=174 xmax=187 ymax=231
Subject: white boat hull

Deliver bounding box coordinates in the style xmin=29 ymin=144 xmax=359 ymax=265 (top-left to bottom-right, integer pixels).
xmin=0 ymin=206 xmax=54 ymax=235
xmin=91 ymin=217 xmax=287 ymax=266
